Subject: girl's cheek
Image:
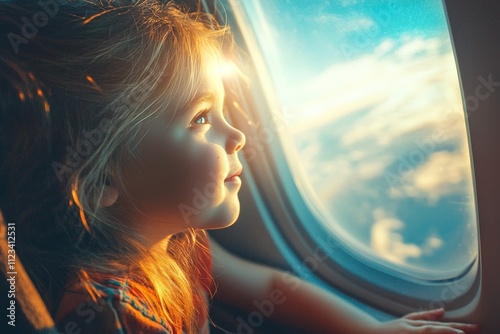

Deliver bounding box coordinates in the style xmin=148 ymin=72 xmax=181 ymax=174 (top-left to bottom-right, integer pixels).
xmin=187 ymin=149 xmax=226 ymax=200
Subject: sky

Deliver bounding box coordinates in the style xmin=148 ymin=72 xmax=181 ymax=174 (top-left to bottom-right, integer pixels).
xmin=237 ymin=0 xmax=478 ymax=279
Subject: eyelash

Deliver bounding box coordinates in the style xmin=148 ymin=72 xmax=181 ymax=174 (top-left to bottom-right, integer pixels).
xmin=192 ymin=109 xmax=211 ymax=126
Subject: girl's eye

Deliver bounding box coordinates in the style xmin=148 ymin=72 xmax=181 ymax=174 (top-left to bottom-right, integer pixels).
xmin=192 ymin=110 xmax=210 ymax=126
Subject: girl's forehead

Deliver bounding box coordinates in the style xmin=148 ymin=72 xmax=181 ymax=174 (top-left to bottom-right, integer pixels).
xmin=190 ymin=62 xmax=226 ymax=104
xmin=159 ymin=62 xmax=225 ymax=123
xmin=204 ymin=64 xmax=225 ymax=91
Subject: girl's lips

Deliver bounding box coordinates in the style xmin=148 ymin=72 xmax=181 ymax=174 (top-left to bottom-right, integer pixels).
xmin=224 ymin=175 xmax=241 ymax=184
xmin=225 ymin=167 xmax=243 ymax=182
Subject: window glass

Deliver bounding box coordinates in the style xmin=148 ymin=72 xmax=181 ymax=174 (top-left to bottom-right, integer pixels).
xmin=234 ymin=0 xmax=478 ymax=279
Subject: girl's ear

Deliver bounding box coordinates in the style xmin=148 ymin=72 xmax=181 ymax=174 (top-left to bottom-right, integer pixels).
xmin=99 ymin=182 xmax=119 ymax=208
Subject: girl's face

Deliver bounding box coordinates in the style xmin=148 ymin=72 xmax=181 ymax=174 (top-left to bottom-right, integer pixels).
xmin=118 ymin=61 xmax=246 ymax=245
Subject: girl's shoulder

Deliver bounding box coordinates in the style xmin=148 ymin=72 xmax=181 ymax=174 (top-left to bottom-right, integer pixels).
xmin=55 ymin=278 xmax=173 ymax=334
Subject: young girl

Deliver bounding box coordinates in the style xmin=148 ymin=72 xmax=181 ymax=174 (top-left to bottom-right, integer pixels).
xmin=0 ymin=1 xmax=480 ymax=333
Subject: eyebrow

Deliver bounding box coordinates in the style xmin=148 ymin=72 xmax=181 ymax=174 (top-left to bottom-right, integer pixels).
xmin=188 ymin=92 xmax=215 ymax=110
xmin=171 ymin=92 xmax=215 ymax=123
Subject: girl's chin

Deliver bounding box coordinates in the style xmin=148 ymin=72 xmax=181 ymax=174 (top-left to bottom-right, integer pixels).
xmin=184 ymin=198 xmax=240 ymax=230
xmin=202 ymin=209 xmax=240 ymax=230
xmin=201 ymin=217 xmax=239 ymax=230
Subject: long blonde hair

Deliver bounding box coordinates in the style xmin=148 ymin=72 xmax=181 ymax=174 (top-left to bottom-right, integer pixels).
xmin=0 ymin=1 xmax=233 ymax=332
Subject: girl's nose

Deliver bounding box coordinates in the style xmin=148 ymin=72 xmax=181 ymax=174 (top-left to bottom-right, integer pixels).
xmin=226 ymin=125 xmax=246 ymax=154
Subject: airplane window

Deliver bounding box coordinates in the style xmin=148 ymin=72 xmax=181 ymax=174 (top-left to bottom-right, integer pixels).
xmin=231 ymin=0 xmax=478 ymax=280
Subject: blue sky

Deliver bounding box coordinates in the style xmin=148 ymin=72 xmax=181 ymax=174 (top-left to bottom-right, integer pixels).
xmin=241 ymin=0 xmax=451 ymax=101
xmin=237 ymin=0 xmax=477 ymax=279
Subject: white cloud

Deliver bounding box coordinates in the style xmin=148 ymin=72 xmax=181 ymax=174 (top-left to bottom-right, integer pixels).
xmin=313 ymin=155 xmax=392 ymax=201
xmin=357 ymin=160 xmax=388 ymax=180
xmin=286 ymin=35 xmax=471 ymax=205
xmin=370 ymin=209 xmax=443 ymax=265
xmin=394 ymin=37 xmax=442 ymax=59
xmin=374 ymin=39 xmax=395 ymax=56
xmin=389 ymin=149 xmax=472 ymax=205
xmin=422 ymin=235 xmax=443 ymax=255
xmin=371 ymin=212 xmax=421 ymax=265
xmin=288 ymin=36 xmax=463 ymax=141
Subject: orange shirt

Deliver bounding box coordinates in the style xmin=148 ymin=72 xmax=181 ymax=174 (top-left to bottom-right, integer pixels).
xmin=55 ymin=235 xmax=213 ymax=334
